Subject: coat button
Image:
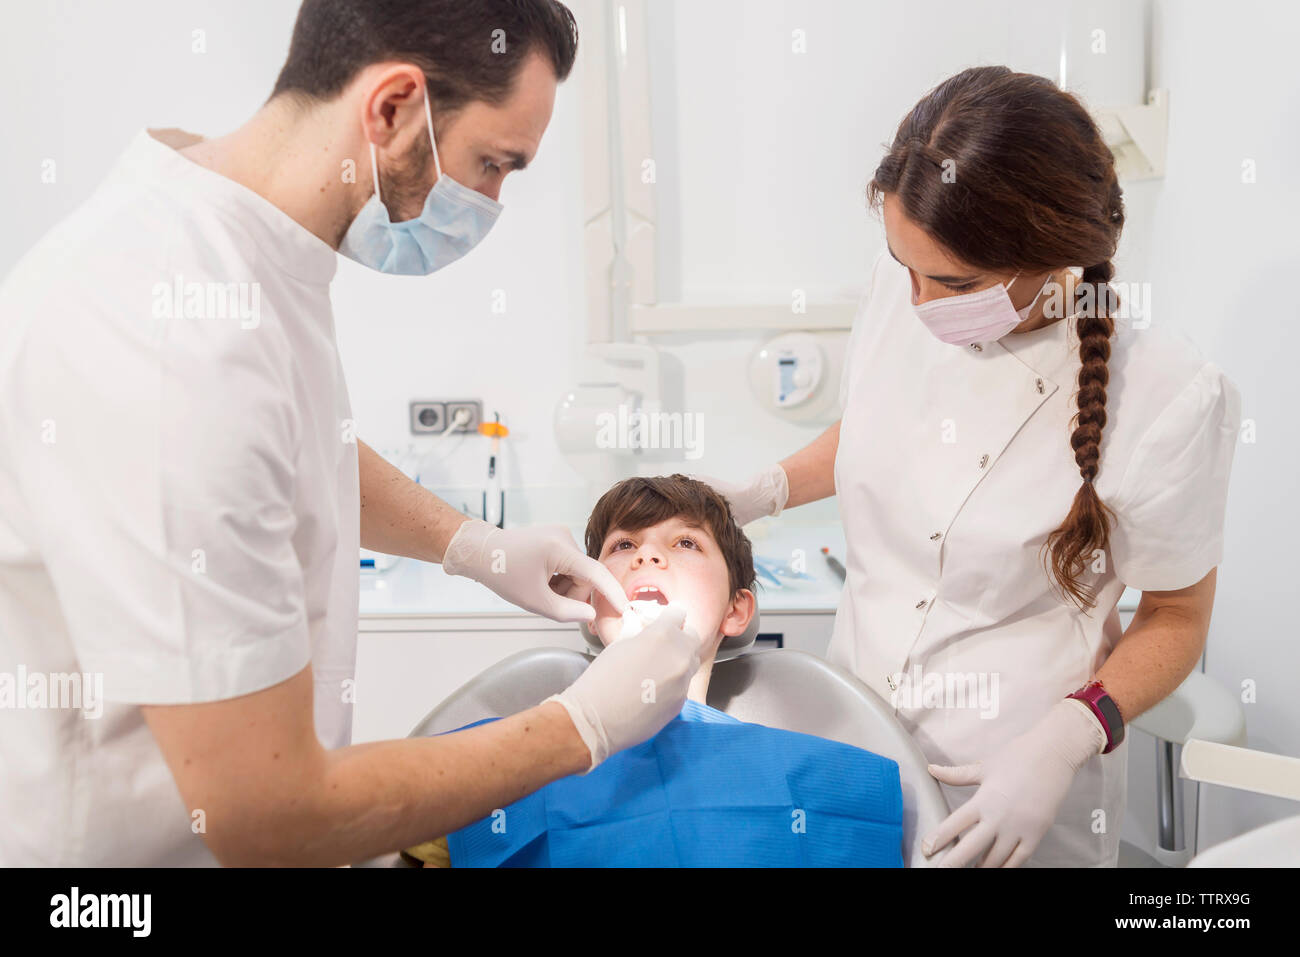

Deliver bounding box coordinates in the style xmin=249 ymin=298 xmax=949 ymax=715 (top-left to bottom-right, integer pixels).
xmin=930 ymin=531 xmax=942 ymax=541
xmin=979 ymin=453 xmax=989 ymax=468
xmin=1036 ymin=377 xmax=1045 ymax=394
xmin=886 ymin=674 xmax=898 ymax=691
xmin=915 ymin=597 xmax=928 ymax=609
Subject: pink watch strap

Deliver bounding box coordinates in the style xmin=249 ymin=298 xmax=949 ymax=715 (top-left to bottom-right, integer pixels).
xmin=1068 ymin=680 xmax=1125 ymax=754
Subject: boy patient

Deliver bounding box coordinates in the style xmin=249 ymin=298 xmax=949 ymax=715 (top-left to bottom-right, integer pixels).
xmin=585 ymin=473 xmax=757 ymax=704
xmin=404 ymin=475 xmax=902 ymax=867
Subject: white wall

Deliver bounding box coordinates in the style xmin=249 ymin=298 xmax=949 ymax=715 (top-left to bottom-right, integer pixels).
xmin=2 ymin=1 xmax=301 ymax=249
xmin=657 ymin=0 xmax=1145 ymax=303
xmin=1140 ymin=0 xmax=1300 ymax=854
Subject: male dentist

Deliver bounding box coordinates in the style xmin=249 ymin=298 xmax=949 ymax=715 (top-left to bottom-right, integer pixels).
xmin=0 ymin=0 xmax=703 ymax=866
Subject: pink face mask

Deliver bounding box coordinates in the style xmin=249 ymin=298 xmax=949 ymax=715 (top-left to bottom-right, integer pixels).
xmin=912 ymin=272 xmax=1042 ymax=346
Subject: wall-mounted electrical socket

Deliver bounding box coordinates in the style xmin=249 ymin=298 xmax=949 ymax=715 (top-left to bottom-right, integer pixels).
xmin=445 ymin=400 xmax=483 ymax=434
xmin=410 ymin=399 xmax=482 ymax=435
xmin=409 ymin=401 xmax=446 ymax=434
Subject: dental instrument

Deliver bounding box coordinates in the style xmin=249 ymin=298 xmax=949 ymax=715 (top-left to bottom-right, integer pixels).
xmin=821 ymin=546 xmax=846 ymax=582
xmin=478 ymin=413 xmax=508 ymax=528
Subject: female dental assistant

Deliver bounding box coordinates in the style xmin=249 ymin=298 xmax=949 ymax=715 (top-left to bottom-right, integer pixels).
xmin=709 ymin=66 xmax=1240 ymax=867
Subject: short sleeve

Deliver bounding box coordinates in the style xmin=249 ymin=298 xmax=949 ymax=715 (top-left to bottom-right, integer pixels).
xmin=839 ymin=250 xmax=890 ymax=415
xmin=1108 ymin=362 xmax=1242 ymax=592
xmin=4 ymin=266 xmax=311 ymax=705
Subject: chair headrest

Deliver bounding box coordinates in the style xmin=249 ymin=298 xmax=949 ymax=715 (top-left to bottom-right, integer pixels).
xmin=579 ymin=603 xmax=760 ymax=662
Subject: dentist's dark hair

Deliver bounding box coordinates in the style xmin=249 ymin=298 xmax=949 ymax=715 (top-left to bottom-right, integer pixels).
xmin=271 ymin=0 xmax=578 ymax=111
xmin=868 ymin=65 xmax=1124 ymax=611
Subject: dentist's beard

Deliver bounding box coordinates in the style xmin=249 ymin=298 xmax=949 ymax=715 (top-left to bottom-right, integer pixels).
xmin=378 ymin=133 xmax=434 ymax=223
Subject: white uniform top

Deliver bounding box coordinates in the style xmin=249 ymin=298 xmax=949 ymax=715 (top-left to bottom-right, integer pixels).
xmin=0 ymin=130 xmax=360 ymax=865
xmin=830 ymin=254 xmax=1240 ymax=867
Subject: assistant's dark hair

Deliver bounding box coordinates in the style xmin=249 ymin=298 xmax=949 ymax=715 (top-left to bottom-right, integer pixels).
xmin=585 ymin=475 xmax=757 ymax=598
xmin=868 ymin=66 xmax=1124 ymax=611
xmin=271 ymin=0 xmax=578 ymax=111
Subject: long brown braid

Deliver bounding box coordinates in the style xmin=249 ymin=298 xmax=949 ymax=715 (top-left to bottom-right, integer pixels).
xmin=1048 ymin=253 xmax=1122 ymax=609
xmin=868 ymin=66 xmax=1126 ymax=610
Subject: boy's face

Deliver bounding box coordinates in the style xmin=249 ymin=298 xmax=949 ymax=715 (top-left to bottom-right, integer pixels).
xmin=589 ymin=517 xmax=754 ymax=655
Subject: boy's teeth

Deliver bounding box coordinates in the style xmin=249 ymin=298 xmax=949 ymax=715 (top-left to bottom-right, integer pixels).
xmin=631 ymin=586 xmax=669 ymax=604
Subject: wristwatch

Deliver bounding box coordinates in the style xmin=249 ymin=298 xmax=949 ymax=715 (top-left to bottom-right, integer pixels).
xmin=1068 ymin=680 xmax=1125 ymax=754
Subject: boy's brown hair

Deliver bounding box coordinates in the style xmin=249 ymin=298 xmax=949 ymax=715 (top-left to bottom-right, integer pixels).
xmin=584 ymin=474 xmax=756 ymax=596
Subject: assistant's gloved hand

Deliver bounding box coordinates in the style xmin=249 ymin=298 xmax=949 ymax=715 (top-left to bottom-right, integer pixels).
xmin=543 ymin=605 xmax=703 ymax=772
xmin=922 ymin=698 xmax=1106 ymax=867
xmin=692 ymin=464 xmax=789 ymax=526
xmin=441 ymin=519 xmax=628 ymax=623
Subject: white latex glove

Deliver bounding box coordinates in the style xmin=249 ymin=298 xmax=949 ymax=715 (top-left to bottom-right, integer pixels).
xmin=618 ymin=599 xmax=680 ymax=642
xmin=441 ymin=519 xmax=628 ymax=623
xmin=692 ymin=464 xmax=789 ymax=527
xmin=922 ymin=698 xmax=1106 ymax=867
xmin=544 ymin=605 xmax=703 ymax=772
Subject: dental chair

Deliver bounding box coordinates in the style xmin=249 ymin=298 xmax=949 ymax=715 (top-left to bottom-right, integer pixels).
xmin=1120 ymin=671 xmax=1251 ymax=867
xmin=357 ymin=605 xmax=954 ymax=867
xmin=1182 ymin=739 xmax=1300 ymax=866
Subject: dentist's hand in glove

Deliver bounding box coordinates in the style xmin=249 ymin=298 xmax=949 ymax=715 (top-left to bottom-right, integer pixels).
xmin=692 ymin=464 xmax=790 ymax=527
xmin=544 ymin=605 xmax=704 ymax=772
xmin=441 ymin=519 xmax=629 ymax=623
xmin=922 ymin=698 xmax=1107 ymax=867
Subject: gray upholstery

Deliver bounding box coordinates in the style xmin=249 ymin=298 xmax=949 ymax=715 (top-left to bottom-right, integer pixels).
xmin=356 ymin=646 xmax=953 ymax=867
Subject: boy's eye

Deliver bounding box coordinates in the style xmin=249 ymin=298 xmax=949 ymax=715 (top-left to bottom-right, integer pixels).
xmin=609 ymin=536 xmax=698 ymax=553
xmin=483 ymin=158 xmax=500 ymax=173
xmin=943 ymin=280 xmax=977 ymax=293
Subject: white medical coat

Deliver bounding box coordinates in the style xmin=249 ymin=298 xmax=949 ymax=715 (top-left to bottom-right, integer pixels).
xmin=0 ymin=130 xmax=360 ymax=865
xmin=829 ymin=254 xmax=1240 ymax=867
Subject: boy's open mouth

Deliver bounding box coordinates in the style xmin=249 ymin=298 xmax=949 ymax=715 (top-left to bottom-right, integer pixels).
xmin=627 ymin=584 xmax=670 ymax=605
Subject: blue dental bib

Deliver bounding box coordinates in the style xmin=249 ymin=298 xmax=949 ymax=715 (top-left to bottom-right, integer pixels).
xmin=446 ymin=699 xmax=903 ymax=867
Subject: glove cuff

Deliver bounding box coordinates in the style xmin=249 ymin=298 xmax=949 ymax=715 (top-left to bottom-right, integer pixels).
xmin=1056 ymin=697 xmax=1109 ymax=765
xmin=542 ymin=693 xmax=606 ymax=774
xmin=440 ymin=518 xmax=494 ymax=580
xmin=756 ymin=463 xmax=791 ymax=518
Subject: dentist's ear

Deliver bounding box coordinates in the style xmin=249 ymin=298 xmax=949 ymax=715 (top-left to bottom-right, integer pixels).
xmin=354 ymin=63 xmax=429 ymax=147
xmin=721 ymin=589 xmax=757 ymax=637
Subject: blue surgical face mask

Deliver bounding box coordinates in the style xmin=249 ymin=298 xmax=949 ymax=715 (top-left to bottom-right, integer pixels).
xmin=339 ymin=92 xmax=503 ymax=275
